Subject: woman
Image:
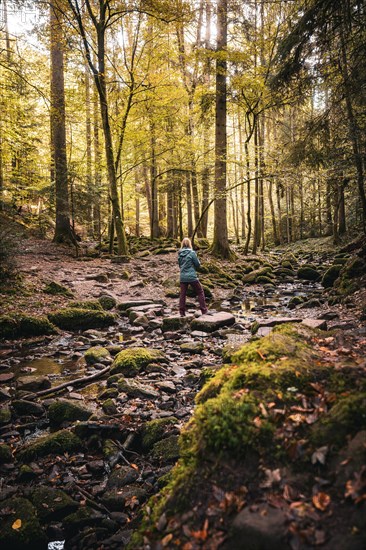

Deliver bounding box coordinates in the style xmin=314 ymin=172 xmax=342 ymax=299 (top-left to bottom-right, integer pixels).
xmin=178 ymin=237 xmax=208 ymax=317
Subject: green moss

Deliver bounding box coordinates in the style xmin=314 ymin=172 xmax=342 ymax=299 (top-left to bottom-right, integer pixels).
xmin=141 ymin=417 xmax=177 ymax=452
xmin=322 ymin=265 xmax=342 ymax=288
xmin=102 ymin=398 xmax=117 ymax=415
xmin=17 ymin=429 xmax=83 ymax=462
xmin=44 ymin=281 xmax=74 ymax=297
xmin=0 ymin=443 xmax=12 ymax=463
xmin=98 ymin=387 xmax=118 ymax=400
xmin=151 ymin=435 xmax=180 ymax=461
xmin=69 ymin=300 xmax=103 ymax=310
xmin=110 ymin=347 xmax=165 ymax=376
xmin=84 ymin=345 xmax=110 ymax=365
xmin=48 ymin=307 xmax=115 ymax=330
xmin=0 ymin=406 xmax=11 ymax=424
xmin=311 ymin=393 xmax=366 ymax=448
xmin=29 ymin=487 xmax=79 ymax=521
xmin=48 ymin=399 xmax=92 ymax=428
xmin=288 ymin=296 xmax=305 ymax=308
xmin=62 ymin=506 xmax=103 ymax=537
xmin=256 ymin=275 xmax=275 ymax=285
xmin=98 ymin=295 xmax=117 ymax=310
xmin=103 ymin=439 xmax=119 ymax=459
xmin=0 ymin=314 xmax=57 ymax=338
xmin=0 ymin=497 xmax=47 ymax=550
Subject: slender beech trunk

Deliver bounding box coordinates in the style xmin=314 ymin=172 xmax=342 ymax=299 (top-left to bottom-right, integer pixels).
xmin=186 ymin=171 xmax=193 ymax=236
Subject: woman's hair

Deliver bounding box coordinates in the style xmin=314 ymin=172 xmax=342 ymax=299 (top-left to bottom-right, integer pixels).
xmin=181 ymin=237 xmax=192 ymax=249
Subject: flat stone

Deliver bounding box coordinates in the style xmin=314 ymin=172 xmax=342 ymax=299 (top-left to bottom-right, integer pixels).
xmin=319 ymin=311 xmax=339 ymax=320
xmin=191 ymin=330 xmax=210 ymax=338
xmin=162 ymin=315 xmax=193 ymax=332
xmin=191 ymin=312 xmax=236 ymax=333
xmin=16 ymin=375 xmax=51 ymax=392
xmin=302 ymin=319 xmax=327 ymax=330
xmin=0 ymin=373 xmax=15 ymax=383
xmin=255 ymin=317 xmax=302 ymax=328
xmin=156 ymin=381 xmax=176 ymax=394
xmin=257 ymin=326 xmax=273 ymax=337
xmin=118 ymin=300 xmax=157 ymax=311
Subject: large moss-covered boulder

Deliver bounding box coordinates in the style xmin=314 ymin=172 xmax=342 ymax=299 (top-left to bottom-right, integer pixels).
xmin=311 ymin=393 xmax=366 ymax=448
xmin=242 ymin=267 xmax=272 ymax=284
xmin=48 ymin=307 xmax=115 ymax=330
xmin=297 ymin=265 xmax=321 ymax=281
xmin=17 ymin=429 xmax=83 ymax=462
xmin=322 ymin=264 xmax=342 ymax=288
xmin=0 ymin=497 xmax=47 ymax=550
xmin=0 ymin=443 xmax=13 ymax=464
xmin=110 ymin=347 xmax=165 ymax=376
xmin=69 ymin=300 xmax=103 ymax=311
xmin=48 ymin=399 xmax=92 ymax=428
xmin=84 ymin=345 xmax=110 ymax=365
xmin=29 ymin=487 xmax=79 ymax=521
xmin=62 ymin=506 xmax=105 ymax=537
xmin=98 ymin=294 xmax=117 ymax=310
xmin=0 ymin=314 xmax=57 ymax=339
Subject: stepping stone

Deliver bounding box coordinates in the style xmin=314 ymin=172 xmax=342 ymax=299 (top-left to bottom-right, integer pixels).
xmin=117 ymin=300 xmax=157 ymax=311
xmin=302 ymin=319 xmax=327 ymax=330
xmin=254 ymin=317 xmax=302 ymax=329
xmin=191 ymin=312 xmax=235 ymax=333
xmin=257 ymin=326 xmax=273 ymax=337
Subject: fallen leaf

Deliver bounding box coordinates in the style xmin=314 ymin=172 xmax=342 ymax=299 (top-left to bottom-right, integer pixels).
xmin=260 ymin=468 xmax=281 ymax=488
xmin=312 ymin=492 xmax=331 ymax=511
xmin=12 ymin=519 xmax=22 ymax=530
xmin=161 ymin=533 xmax=173 ymax=547
xmin=311 ymin=446 xmax=328 ymax=465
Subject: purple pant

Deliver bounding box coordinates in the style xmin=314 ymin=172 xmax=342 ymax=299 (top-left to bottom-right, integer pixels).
xmin=179 ymin=280 xmax=208 ymax=316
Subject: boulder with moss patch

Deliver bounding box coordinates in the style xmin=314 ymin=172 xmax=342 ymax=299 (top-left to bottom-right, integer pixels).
xmin=141 ymin=417 xmax=177 ymax=452
xmin=69 ymin=300 xmax=103 ymax=311
xmin=0 ymin=406 xmax=11 ymax=424
xmin=98 ymin=295 xmax=117 ymax=310
xmin=17 ymin=429 xmax=83 ymax=462
xmin=110 ymin=347 xmax=166 ymax=376
xmin=151 ymin=435 xmax=180 ymax=461
xmin=0 ymin=497 xmax=47 ymax=549
xmin=29 ymin=487 xmax=79 ymax=521
xmin=48 ymin=399 xmax=92 ymax=428
xmin=84 ymin=345 xmax=110 ymax=365
xmin=297 ymin=265 xmax=321 ymax=281
xmin=48 ymin=308 xmax=115 ymax=331
xmin=44 ymin=280 xmax=74 ymax=297
xmin=322 ymin=264 xmax=342 ymax=288
xmin=0 ymin=314 xmax=57 ymax=339
xmin=102 ymin=398 xmax=117 ymax=415
xmin=0 ymin=443 xmax=12 ymax=464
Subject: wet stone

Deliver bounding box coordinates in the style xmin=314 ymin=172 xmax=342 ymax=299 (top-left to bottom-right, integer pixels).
xmin=302 ymin=319 xmax=328 ymax=330
xmin=106 ymin=466 xmax=139 ymax=489
xmin=17 ymin=375 xmax=51 ymax=392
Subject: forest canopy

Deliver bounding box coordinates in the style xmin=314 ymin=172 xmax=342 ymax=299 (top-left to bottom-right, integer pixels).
xmin=0 ymin=0 xmax=365 ymax=256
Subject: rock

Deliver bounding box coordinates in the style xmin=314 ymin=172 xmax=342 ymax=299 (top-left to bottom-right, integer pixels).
xmin=101 ymin=486 xmax=148 ymax=511
xmin=0 ymin=314 xmax=57 ymax=339
xmin=141 ymin=417 xmax=177 ymax=452
xmin=224 ymin=505 xmax=288 ymax=550
xmin=12 ymin=400 xmax=45 ymax=417
xmin=155 ymin=381 xmax=176 ymax=394
xmin=69 ymin=300 xmax=103 ymax=310
xmin=28 ymin=487 xmax=79 ymax=521
xmin=301 ymin=319 xmax=327 ymax=330
xmin=18 ymin=464 xmax=38 ymax=481
xmin=132 ymin=314 xmax=149 ymax=327
xmin=44 ymin=280 xmax=74 ymax=297
xmin=0 ymin=497 xmax=47 ymax=549
xmin=98 ymin=294 xmax=117 ymax=310
xmin=257 ymin=326 xmax=273 ymax=337
xmin=102 ymin=398 xmax=117 ymax=415
xmin=180 ymin=342 xmax=204 ymax=354
xmin=251 ymin=317 xmax=302 ymax=334
xmin=17 ymin=375 xmax=51 ymax=392
xmin=322 ymin=264 xmax=342 ymax=288
xmin=151 ymin=435 xmax=180 ymax=461
xmin=98 ymin=387 xmax=118 ymax=400
xmin=111 ymin=347 xmax=166 ymax=376
xmin=106 ymin=466 xmax=139 ymax=489
xmin=17 ymin=429 xmax=83 ymax=462
xmin=162 ymin=315 xmax=193 ymax=331
xmin=319 ymin=311 xmax=339 ymax=320
xmin=0 ymin=372 xmax=15 ymax=383
xmin=0 ymin=406 xmax=11 ymax=423
xmin=191 ymin=312 xmax=236 ymax=333
xmin=117 ymin=378 xmax=159 ymax=399
xmin=84 ymin=345 xmax=110 ymax=365
xmin=242 ymin=267 xmax=272 ymax=284
xmin=48 ymin=399 xmax=92 ymax=428
xmin=191 ymin=330 xmax=210 ymax=338
xmin=48 ymin=308 xmax=115 ymax=331
xmin=288 ymin=296 xmax=305 ymax=309
xmin=297 ymin=265 xmax=321 ymax=281
xmin=332 ymin=430 xmax=366 ymax=488
xmin=0 ymin=443 xmax=13 ymax=464
xmin=62 ymin=506 xmax=105 ymax=537
xmin=118 ymin=299 xmax=158 ymax=311
xmin=299 ymin=298 xmax=322 ymax=309
xmin=111 ymin=255 xmax=130 ymax=264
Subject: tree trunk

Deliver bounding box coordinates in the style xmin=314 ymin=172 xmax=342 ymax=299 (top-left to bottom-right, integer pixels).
xmin=211 ymin=0 xmax=232 ymax=258
xmin=50 ymin=3 xmax=74 ymax=244
xmin=150 ymin=123 xmax=160 ymax=238
xmin=186 ymin=171 xmax=193 ymax=237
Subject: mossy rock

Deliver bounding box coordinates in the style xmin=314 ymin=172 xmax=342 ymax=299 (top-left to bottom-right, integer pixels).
xmin=107 ymin=374 xmax=121 ymax=387
xmin=18 ymin=464 xmax=37 ymax=482
xmin=48 ymin=399 xmax=92 ymax=428
xmin=288 ymin=296 xmax=305 ymax=309
xmin=342 ymin=257 xmax=366 ymax=279
xmin=0 ymin=314 xmax=57 ymax=339
xmin=141 ymin=417 xmax=177 ymax=452
xmin=297 ymin=266 xmax=321 ymax=281
xmin=69 ymin=300 xmax=103 ymax=311
xmin=0 ymin=406 xmax=11 ymax=424
xmin=44 ymin=280 xmax=74 ymax=297
xmin=103 ymin=439 xmax=119 ymax=459
xmin=275 ymin=267 xmax=295 ymax=277
xmin=98 ymin=295 xmax=117 ymax=310
xmin=0 ymin=497 xmax=47 ymax=550
xmin=17 ymin=429 xmax=83 ymax=462
xmin=151 ymin=435 xmax=180 ymax=461
xmin=322 ymin=265 xmax=342 ymax=288
xmin=281 ymin=260 xmax=294 ymax=269
xmin=0 ymin=443 xmax=13 ymax=464
xmin=187 ymin=284 xmax=213 ymax=298
xmin=162 ymin=316 xmax=189 ymax=331
xmin=98 ymin=387 xmax=118 ymax=400
xmin=180 ymin=342 xmax=204 ymax=354
xmin=84 ymin=345 xmax=110 ymax=365
xmin=48 ymin=308 xmax=115 ymax=331
xmin=62 ymin=506 xmax=105 ymax=537
xmin=255 ymin=275 xmax=275 ymax=285
xmin=242 ymin=267 xmax=272 ymax=284
xmin=311 ymin=393 xmax=366 ymax=448
xmin=110 ymin=347 xmax=165 ymax=377
xmin=102 ymin=398 xmax=117 ymax=415
xmin=29 ymin=487 xmax=79 ymax=521
xmin=12 ymin=399 xmax=45 ymax=417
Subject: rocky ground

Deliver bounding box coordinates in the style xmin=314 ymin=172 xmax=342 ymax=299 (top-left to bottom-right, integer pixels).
xmin=0 ymin=233 xmax=366 ymax=549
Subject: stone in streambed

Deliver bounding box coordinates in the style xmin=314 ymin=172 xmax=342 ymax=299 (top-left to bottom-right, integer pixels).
xmin=111 ymin=347 xmax=166 ymax=377
xmin=102 ymin=398 xmax=118 ymax=415
xmin=17 ymin=429 xmax=83 ymax=462
xmin=0 ymin=497 xmax=47 ymax=549
xmin=162 ymin=315 xmax=193 ymax=331
xmin=0 ymin=406 xmax=11 ymax=424
xmin=12 ymin=399 xmax=45 ymax=417
xmin=301 ymin=319 xmax=327 ymax=330
xmin=151 ymin=435 xmax=180 ymax=461
xmin=101 ymin=486 xmax=148 ymax=511
xmin=141 ymin=417 xmax=177 ymax=452
xmin=48 ymin=308 xmax=115 ymax=331
xmin=297 ymin=265 xmax=321 ymax=281
xmin=28 ymin=487 xmax=79 ymax=521
xmin=17 ymin=375 xmax=51 ymax=392
xmin=0 ymin=314 xmax=57 ymax=339
xmin=48 ymin=399 xmax=93 ymax=428
xmin=84 ymin=345 xmax=110 ymax=365
xmin=180 ymin=341 xmax=204 ymax=354
xmin=62 ymin=506 xmax=105 ymax=537
xmin=0 ymin=443 xmax=13 ymax=464
xmin=191 ymin=312 xmax=235 ymax=333
xmin=106 ymin=466 xmax=139 ymax=489
xmin=117 ymin=378 xmax=159 ymax=399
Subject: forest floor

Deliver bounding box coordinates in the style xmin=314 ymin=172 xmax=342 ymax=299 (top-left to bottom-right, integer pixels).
xmin=0 ymin=230 xmax=366 ymax=549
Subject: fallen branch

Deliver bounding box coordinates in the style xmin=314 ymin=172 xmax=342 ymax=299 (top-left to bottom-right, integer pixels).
xmin=23 ymin=366 xmax=111 ymax=399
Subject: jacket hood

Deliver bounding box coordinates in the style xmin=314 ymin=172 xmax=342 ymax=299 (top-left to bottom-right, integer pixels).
xmin=179 ymin=248 xmax=193 ymax=257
